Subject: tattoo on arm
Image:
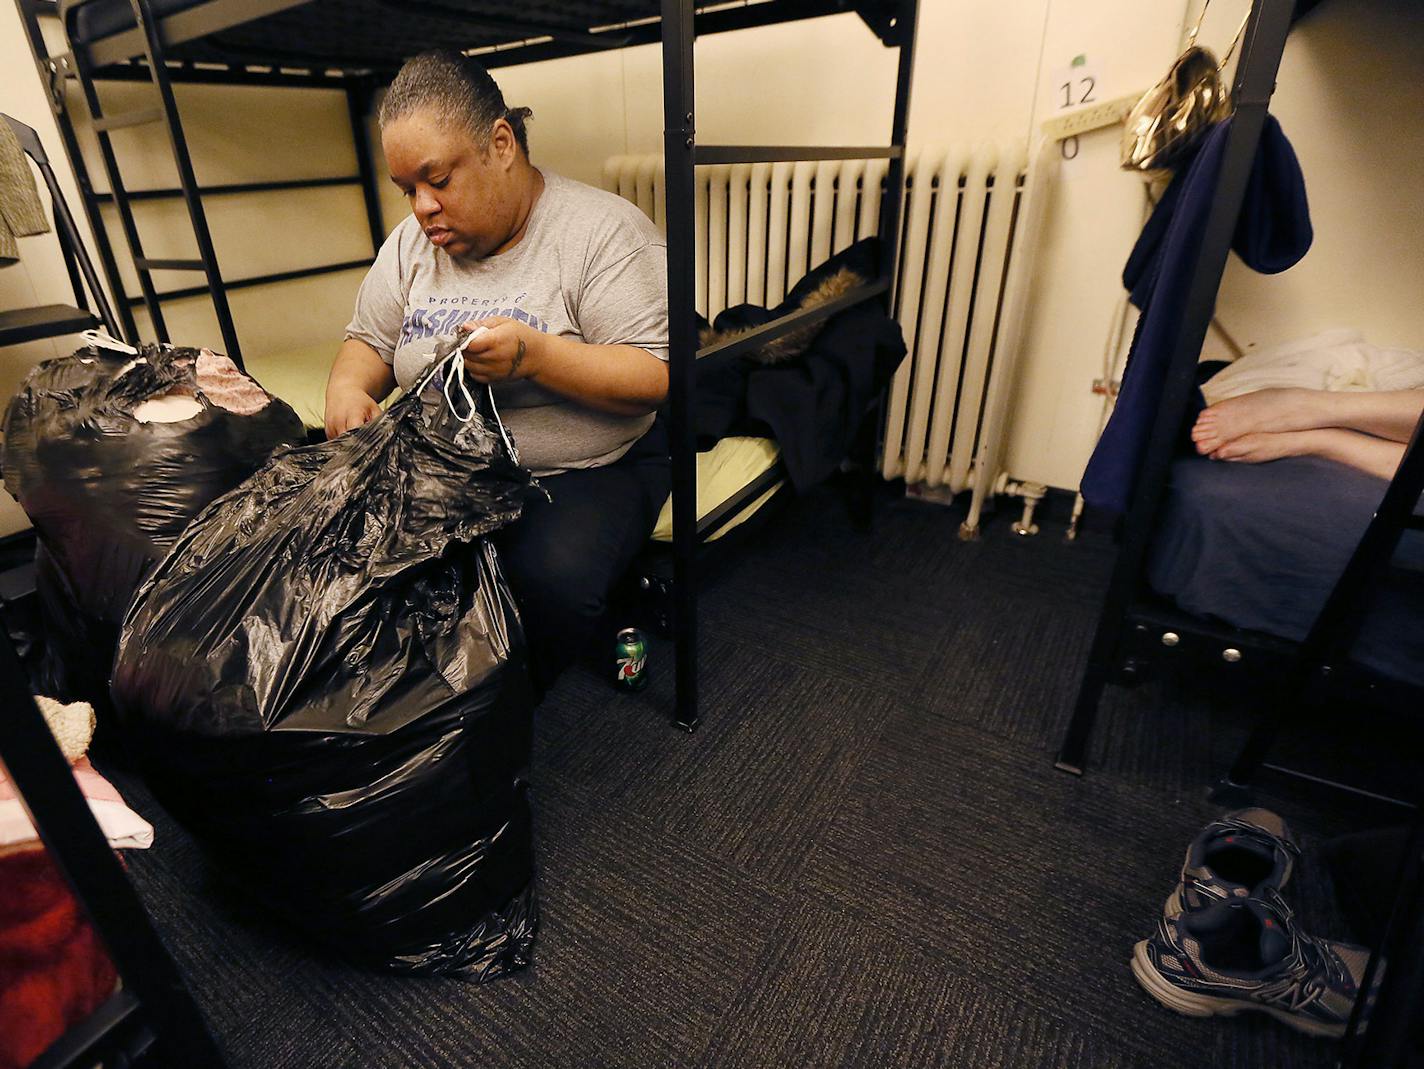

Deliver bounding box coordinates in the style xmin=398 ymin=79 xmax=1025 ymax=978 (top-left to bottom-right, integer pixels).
xmin=507 ymin=338 xmax=526 ymax=381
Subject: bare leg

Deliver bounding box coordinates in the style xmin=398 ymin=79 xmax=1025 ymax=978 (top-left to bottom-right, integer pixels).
xmin=1193 ymin=388 xmax=1424 ymax=454
xmin=1211 ymin=427 xmax=1407 ymax=481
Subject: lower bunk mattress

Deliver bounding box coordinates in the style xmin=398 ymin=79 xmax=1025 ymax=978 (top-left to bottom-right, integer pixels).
xmin=242 ymin=343 xmax=783 ymax=542
xmin=1148 ymin=454 xmax=1424 ymax=687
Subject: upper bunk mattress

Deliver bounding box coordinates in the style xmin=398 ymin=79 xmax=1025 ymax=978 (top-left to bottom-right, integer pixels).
xmin=65 ymin=0 xmax=900 ymax=71
xmin=1147 ymin=454 xmax=1424 ymax=687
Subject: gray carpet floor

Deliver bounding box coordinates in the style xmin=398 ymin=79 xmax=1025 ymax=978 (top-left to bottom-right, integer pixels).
xmin=107 ymin=483 xmax=1392 ymax=1068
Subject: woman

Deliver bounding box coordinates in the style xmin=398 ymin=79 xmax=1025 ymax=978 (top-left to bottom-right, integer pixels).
xmin=326 ymin=50 xmax=671 ymax=689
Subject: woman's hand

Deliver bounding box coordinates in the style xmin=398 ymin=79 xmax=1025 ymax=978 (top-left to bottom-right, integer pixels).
xmin=325 ymin=385 xmax=382 ymax=439
xmin=458 ymin=317 xmax=543 ymax=385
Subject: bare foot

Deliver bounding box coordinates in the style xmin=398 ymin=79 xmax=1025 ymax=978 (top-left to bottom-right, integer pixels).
xmin=1191 ymin=388 xmax=1325 ymax=455
xmin=1209 ymin=429 xmax=1318 ymax=464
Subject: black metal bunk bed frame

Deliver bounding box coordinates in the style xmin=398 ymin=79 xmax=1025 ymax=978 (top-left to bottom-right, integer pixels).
xmin=15 ymin=0 xmax=918 ymax=733
xmin=1055 ymin=0 xmax=1424 ymax=788
xmin=1055 ymin=0 xmax=1424 ymax=799
xmin=4 ymin=6 xmax=918 ymax=1064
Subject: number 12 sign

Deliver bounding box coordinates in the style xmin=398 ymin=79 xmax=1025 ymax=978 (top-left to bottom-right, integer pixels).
xmin=1056 ymin=53 xmax=1101 ymax=109
xmin=1052 ymin=54 xmax=1102 ymax=161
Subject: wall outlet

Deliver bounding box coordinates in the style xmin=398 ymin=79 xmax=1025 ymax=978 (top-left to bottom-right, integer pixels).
xmin=1040 ymin=91 xmax=1144 ymax=141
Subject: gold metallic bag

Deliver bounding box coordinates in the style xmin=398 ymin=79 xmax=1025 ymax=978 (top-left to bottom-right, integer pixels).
xmin=1121 ymin=1 xmax=1248 ymax=177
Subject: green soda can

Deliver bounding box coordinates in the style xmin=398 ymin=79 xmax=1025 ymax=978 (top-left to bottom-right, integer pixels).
xmin=615 ymin=627 xmax=648 ymax=691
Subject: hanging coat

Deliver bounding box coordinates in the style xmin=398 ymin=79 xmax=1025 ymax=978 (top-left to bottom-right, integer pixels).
xmin=1080 ymin=114 xmax=1313 ymax=514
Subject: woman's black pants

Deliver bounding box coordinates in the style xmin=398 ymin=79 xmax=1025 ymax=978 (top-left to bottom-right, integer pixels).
xmin=494 ymin=424 xmax=670 ymax=693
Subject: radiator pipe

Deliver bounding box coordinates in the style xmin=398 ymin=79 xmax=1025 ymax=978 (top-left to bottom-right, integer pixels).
xmin=958 ymin=470 xmax=1048 ymax=540
xmin=1066 ymin=492 xmax=1086 ymax=541
xmin=1004 ymin=479 xmax=1048 ymax=537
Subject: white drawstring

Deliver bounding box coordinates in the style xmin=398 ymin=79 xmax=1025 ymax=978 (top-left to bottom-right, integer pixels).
xmin=442 ymin=348 xmax=479 ymax=423
xmin=79 ymin=328 xmax=139 ymax=355
xmin=412 ymin=343 xmax=521 ymax=465
xmin=484 ymin=382 xmax=519 ymax=464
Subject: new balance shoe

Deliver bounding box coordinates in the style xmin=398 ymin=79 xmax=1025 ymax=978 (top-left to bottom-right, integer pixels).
xmin=1166 ymin=808 xmax=1299 ymax=919
xmin=1132 ymin=889 xmax=1372 ymax=1039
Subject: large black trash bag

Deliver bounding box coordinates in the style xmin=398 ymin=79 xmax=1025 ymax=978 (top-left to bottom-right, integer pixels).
xmin=1 ymin=342 xmax=305 ymax=704
xmin=111 ymin=361 xmax=540 ymax=978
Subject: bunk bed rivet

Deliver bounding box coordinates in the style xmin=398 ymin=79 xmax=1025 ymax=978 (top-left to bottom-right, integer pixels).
xmin=685 ymin=112 xmax=693 ymax=123
xmin=1161 ymin=632 xmax=1180 ymax=647
xmin=639 ymin=577 xmax=651 ymax=591
xmin=685 ymin=136 xmax=694 ymax=148
xmin=1222 ymin=647 xmax=1242 ymax=663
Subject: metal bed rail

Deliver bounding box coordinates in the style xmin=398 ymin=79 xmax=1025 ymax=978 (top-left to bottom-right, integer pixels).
xmin=659 ymin=0 xmax=918 ymax=730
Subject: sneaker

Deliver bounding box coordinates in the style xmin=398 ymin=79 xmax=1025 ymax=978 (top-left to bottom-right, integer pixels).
xmin=1166 ymin=808 xmax=1299 ymax=918
xmin=1132 ymin=890 xmax=1372 ymax=1038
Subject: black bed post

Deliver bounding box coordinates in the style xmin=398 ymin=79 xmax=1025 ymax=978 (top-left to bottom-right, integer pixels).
xmin=850 ymin=0 xmax=917 ymax=525
xmin=14 ymin=0 xmax=139 ymax=344
xmin=877 ymin=0 xmax=917 ymax=290
xmin=347 ymin=80 xmax=386 ymax=257
xmin=1054 ymin=0 xmax=1296 ymax=775
xmin=662 ymin=0 xmax=700 ymax=731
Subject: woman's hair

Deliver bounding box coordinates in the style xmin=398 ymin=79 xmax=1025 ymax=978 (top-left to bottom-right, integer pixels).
xmin=379 ymin=50 xmax=533 ymax=155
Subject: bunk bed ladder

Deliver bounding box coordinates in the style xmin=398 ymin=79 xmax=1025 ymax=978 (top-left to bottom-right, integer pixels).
xmin=659 ymin=0 xmax=919 ymax=731
xmin=14 ymin=0 xmax=139 ymax=344
xmin=1054 ymin=0 xmax=1296 ymax=775
xmin=66 ymin=0 xmax=244 ymax=366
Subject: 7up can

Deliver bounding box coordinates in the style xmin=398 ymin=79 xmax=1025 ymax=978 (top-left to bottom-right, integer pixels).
xmin=615 ymin=627 xmax=648 ymax=691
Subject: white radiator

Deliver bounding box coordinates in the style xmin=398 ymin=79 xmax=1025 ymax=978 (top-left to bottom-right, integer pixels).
xmin=604 ymin=143 xmax=1052 ymax=532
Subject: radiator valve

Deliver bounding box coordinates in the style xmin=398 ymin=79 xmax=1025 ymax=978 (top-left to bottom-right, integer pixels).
xmin=1005 ymin=480 xmax=1048 ymax=537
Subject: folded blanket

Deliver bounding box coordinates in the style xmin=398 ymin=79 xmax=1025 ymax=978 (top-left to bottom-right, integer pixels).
xmin=0 ymin=758 xmax=154 ymax=851
xmin=0 ymin=697 xmax=152 ymax=851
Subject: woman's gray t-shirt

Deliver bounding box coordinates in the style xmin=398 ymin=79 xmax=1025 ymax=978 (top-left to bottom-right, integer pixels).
xmin=345 ymin=171 xmax=668 ymax=474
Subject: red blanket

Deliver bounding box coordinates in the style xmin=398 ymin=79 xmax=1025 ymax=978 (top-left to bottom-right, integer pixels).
xmin=0 ymin=846 xmax=117 ymax=1069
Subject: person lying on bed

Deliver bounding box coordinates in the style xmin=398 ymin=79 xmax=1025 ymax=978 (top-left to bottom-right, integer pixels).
xmin=324 ymin=49 xmax=670 ymax=691
xmin=1192 ymin=387 xmax=1424 ymax=481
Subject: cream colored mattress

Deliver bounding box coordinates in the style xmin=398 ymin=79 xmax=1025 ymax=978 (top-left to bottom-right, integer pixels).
xmin=241 ymin=341 xmax=342 ymax=430
xmin=650 ymin=436 xmax=783 ymax=542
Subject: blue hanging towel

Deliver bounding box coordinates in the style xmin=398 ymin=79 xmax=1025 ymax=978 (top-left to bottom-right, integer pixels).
xmin=1080 ymin=114 xmax=1312 ymax=514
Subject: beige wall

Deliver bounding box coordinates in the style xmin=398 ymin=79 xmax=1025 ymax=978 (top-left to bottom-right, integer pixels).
xmin=1215 ymin=0 xmax=1424 ymax=353
xmin=3 ymin=0 xmax=1422 ymax=539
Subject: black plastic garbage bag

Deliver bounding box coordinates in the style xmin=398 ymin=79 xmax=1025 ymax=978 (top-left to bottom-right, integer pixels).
xmin=1 ymin=341 xmax=305 ymax=704
xmin=111 ymin=358 xmax=539 ymax=978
